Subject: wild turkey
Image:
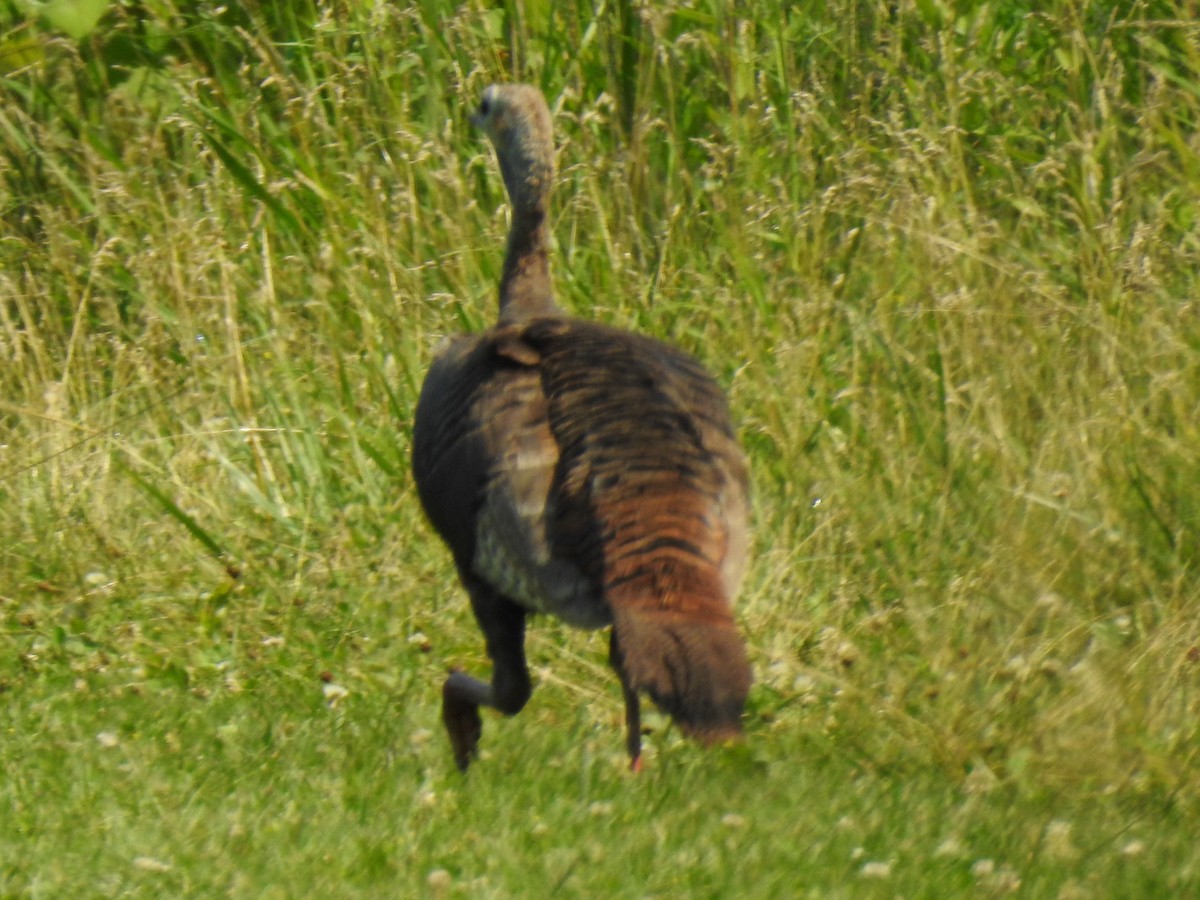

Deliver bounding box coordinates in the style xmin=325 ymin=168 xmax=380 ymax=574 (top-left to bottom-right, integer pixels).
xmin=412 ymin=83 xmax=751 ymax=772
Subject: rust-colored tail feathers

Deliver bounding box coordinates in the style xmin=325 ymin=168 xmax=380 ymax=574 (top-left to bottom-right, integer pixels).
xmin=610 ymin=604 xmax=751 ymax=743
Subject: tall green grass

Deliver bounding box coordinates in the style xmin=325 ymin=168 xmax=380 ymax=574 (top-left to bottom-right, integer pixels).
xmin=2 ymin=0 xmax=1199 ymax=895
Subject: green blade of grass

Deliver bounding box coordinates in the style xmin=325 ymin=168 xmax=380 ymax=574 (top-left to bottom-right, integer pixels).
xmin=113 ymin=453 xmax=230 ymax=567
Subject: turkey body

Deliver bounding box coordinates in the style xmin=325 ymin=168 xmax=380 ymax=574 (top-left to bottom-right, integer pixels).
xmin=412 ymin=84 xmax=751 ymax=771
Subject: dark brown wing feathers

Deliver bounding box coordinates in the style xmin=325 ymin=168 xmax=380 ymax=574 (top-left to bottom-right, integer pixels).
xmin=415 ymin=316 xmax=751 ymax=741
xmin=520 ymin=320 xmax=752 ymax=739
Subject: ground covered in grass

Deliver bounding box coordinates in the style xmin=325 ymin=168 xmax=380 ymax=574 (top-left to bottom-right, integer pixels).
xmin=2 ymin=1 xmax=1199 ymax=895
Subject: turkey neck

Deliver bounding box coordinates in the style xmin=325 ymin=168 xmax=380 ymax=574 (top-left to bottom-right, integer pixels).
xmin=499 ymin=202 xmax=554 ymax=322
xmin=496 ymin=136 xmax=557 ymax=323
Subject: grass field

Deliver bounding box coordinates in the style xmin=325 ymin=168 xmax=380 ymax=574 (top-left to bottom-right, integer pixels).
xmin=2 ymin=0 xmax=1199 ymax=895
